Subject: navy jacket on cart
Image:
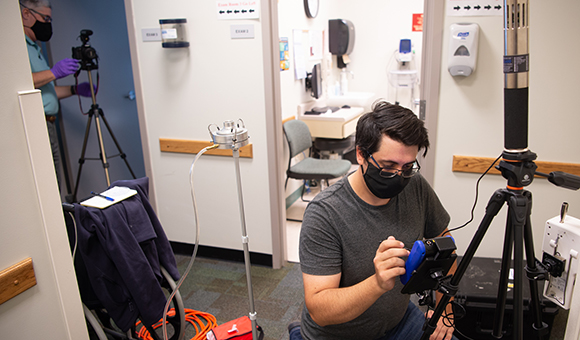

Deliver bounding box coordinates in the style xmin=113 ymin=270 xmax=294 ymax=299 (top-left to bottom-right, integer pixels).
xmin=73 ymin=177 xmax=180 ymax=332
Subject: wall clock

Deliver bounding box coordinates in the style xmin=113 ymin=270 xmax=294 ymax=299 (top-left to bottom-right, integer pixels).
xmin=304 ymin=0 xmax=319 ymax=18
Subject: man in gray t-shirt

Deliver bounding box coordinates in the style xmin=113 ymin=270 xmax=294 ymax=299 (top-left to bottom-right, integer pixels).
xmin=293 ymin=101 xmax=457 ymax=340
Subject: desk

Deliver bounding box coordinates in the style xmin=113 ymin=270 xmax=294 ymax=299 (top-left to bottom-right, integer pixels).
xmin=297 ymin=102 xmax=364 ymax=139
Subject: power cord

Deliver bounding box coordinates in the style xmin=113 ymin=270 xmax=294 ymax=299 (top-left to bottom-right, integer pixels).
xmin=137 ymin=308 xmax=217 ymax=340
xmin=160 ymin=144 xmax=220 ymax=340
xmin=446 ymin=153 xmax=502 ymax=234
xmin=426 ymin=300 xmax=476 ymax=340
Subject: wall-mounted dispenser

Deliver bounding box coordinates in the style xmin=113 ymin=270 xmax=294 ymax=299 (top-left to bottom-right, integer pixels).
xmin=159 ymin=19 xmax=189 ymax=48
xmin=329 ymin=19 xmax=355 ymax=69
xmin=448 ymin=23 xmax=479 ymax=77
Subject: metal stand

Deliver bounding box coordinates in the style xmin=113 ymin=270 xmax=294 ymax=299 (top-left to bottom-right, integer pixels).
xmin=70 ymin=70 xmax=135 ymax=202
xmin=421 ymin=151 xmax=549 ymax=340
xmin=233 ymin=148 xmax=258 ymax=340
xmin=210 ymin=119 xmax=258 ymax=339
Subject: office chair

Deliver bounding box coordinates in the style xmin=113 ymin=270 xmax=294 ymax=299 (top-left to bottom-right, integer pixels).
xmin=283 ymin=119 xmax=352 ymax=201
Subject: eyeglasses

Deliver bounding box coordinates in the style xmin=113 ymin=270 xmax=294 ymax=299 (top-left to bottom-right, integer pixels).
xmin=21 ymin=3 xmax=52 ymax=23
xmin=367 ymin=153 xmax=420 ymax=178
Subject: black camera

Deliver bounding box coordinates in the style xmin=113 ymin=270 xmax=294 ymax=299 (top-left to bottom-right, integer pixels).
xmin=72 ymin=29 xmax=98 ymax=70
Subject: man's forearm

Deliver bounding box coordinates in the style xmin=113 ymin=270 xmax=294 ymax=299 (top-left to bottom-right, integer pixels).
xmin=307 ymin=274 xmax=385 ymax=326
xmin=55 ymin=85 xmax=73 ymax=99
xmin=32 ymin=70 xmax=55 ymax=88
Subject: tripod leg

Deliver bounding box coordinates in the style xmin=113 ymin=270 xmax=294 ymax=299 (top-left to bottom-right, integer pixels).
xmin=522 ymin=191 xmax=549 ymax=339
xmin=495 ymin=192 xmax=531 ymax=340
xmin=93 ymin=112 xmax=111 ymax=186
xmin=72 ymin=114 xmax=94 ymax=202
xmin=84 ymin=73 xmax=111 ymax=186
xmin=98 ymin=112 xmax=137 ymax=179
xmin=493 ymin=199 xmax=515 ymax=338
xmin=420 ymin=189 xmax=506 ymax=340
xmin=510 ymin=194 xmax=526 ymax=340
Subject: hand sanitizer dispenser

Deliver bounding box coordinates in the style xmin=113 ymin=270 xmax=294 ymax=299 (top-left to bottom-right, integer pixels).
xmin=448 ymin=23 xmax=480 ymax=77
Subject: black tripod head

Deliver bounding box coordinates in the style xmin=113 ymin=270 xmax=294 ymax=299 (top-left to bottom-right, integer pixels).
xmin=497 ymin=150 xmax=537 ymax=189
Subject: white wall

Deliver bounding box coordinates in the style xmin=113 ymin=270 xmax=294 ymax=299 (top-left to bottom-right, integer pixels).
xmin=125 ymin=0 xmax=275 ymax=255
xmin=434 ymin=1 xmax=580 ymax=258
xmin=0 ymin=1 xmax=88 ymax=338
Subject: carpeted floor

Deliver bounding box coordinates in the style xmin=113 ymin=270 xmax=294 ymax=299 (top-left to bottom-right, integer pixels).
xmin=173 ymin=254 xmax=304 ymax=340
xmin=169 ymin=253 xmax=569 ymax=340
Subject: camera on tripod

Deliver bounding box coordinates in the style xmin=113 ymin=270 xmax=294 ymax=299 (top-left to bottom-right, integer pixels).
xmin=72 ymin=29 xmax=98 ymax=71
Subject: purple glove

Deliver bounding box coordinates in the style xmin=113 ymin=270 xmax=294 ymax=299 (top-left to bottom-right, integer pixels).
xmin=76 ymin=82 xmax=97 ymax=97
xmin=51 ymin=58 xmax=79 ymax=79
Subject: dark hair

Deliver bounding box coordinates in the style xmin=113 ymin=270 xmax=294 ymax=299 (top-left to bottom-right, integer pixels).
xmin=355 ymin=100 xmax=430 ymax=157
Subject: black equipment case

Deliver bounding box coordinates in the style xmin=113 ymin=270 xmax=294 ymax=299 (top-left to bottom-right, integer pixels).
xmin=453 ymin=257 xmax=559 ymax=340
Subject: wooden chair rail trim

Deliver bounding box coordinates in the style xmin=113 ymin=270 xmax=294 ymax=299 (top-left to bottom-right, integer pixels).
xmin=452 ymin=155 xmax=580 ymax=177
xmin=0 ymin=258 xmax=36 ymax=305
xmin=282 ymin=116 xmax=295 ymax=125
xmin=159 ymin=138 xmax=253 ymax=158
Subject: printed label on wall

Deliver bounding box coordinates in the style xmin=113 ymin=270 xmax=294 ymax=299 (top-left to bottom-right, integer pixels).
xmin=447 ymin=0 xmax=503 ymax=16
xmin=412 ymin=13 xmax=423 ymax=32
xmin=280 ymin=37 xmax=289 ymax=71
xmin=216 ymin=0 xmax=260 ymax=20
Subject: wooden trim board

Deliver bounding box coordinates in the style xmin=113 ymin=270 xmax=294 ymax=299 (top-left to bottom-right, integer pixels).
xmin=452 ymin=155 xmax=580 ymax=177
xmin=159 ymin=138 xmax=253 ymax=158
xmin=0 ymin=258 xmax=36 ymax=305
xmin=282 ymin=116 xmax=295 ymax=125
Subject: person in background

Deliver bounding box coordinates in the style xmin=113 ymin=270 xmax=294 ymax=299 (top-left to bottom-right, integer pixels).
xmin=290 ymin=101 xmax=458 ymax=340
xmin=21 ymin=0 xmax=94 ymax=190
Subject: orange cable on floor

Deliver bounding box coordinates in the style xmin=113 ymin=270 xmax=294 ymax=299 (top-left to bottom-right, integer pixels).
xmin=136 ymin=308 xmax=218 ymax=340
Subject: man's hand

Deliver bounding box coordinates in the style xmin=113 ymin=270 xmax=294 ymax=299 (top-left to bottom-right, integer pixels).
xmin=302 ymin=236 xmax=409 ymax=326
xmin=51 ymin=58 xmax=79 ymax=79
xmin=76 ymin=82 xmax=97 ymax=97
xmin=373 ymin=236 xmax=409 ymax=293
xmin=426 ymin=309 xmax=455 ymax=340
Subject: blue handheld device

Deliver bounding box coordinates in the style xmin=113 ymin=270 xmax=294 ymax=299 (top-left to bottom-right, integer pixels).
xmin=400 ymin=236 xmax=456 ymax=286
xmin=401 ymin=240 xmax=426 ymax=285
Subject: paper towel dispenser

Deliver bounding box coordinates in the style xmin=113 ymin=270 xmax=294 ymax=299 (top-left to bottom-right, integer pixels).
xmin=329 ymin=19 xmax=355 ymax=56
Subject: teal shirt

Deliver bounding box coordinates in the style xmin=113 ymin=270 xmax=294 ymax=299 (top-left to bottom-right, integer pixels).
xmin=25 ymin=35 xmax=59 ymax=115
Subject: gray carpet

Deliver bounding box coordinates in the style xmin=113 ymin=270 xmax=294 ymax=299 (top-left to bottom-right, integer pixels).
xmin=171 ymin=254 xmax=569 ymax=340
xmin=173 ymin=255 xmax=304 ymax=340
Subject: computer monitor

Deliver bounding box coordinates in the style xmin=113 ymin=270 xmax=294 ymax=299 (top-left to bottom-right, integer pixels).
xmin=306 ymin=63 xmax=322 ymax=99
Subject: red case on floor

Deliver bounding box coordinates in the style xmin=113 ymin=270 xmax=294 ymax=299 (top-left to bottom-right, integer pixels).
xmin=206 ymin=316 xmax=263 ymax=340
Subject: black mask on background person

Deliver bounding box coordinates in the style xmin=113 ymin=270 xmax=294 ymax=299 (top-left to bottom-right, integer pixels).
xmin=29 ymin=19 xmax=53 ymax=42
xmin=362 ymin=162 xmax=411 ymax=199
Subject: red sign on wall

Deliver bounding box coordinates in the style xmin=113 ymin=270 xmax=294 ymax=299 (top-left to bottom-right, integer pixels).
xmin=412 ymin=13 xmax=423 ymax=32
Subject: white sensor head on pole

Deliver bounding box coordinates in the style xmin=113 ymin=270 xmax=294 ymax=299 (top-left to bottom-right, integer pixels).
xmin=208 ymin=119 xmax=250 ymax=150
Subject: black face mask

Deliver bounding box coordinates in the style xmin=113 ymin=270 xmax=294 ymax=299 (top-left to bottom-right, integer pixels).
xmin=362 ymin=162 xmax=411 ymax=199
xmin=30 ymin=19 xmax=53 ymax=42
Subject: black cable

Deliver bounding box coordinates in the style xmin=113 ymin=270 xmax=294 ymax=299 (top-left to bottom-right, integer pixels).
xmin=425 ymin=300 xmax=476 ymax=340
xmin=446 ymin=153 xmax=502 ymax=234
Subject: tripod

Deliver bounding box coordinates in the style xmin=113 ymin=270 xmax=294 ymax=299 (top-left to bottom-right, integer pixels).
xmin=70 ymin=66 xmax=136 ymax=203
xmin=421 ymin=150 xmax=580 ymax=340
xmin=421 ymin=150 xmax=551 ymax=340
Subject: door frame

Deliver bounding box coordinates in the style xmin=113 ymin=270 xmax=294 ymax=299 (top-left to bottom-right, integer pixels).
xmin=418 ymin=0 xmax=445 ymax=185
